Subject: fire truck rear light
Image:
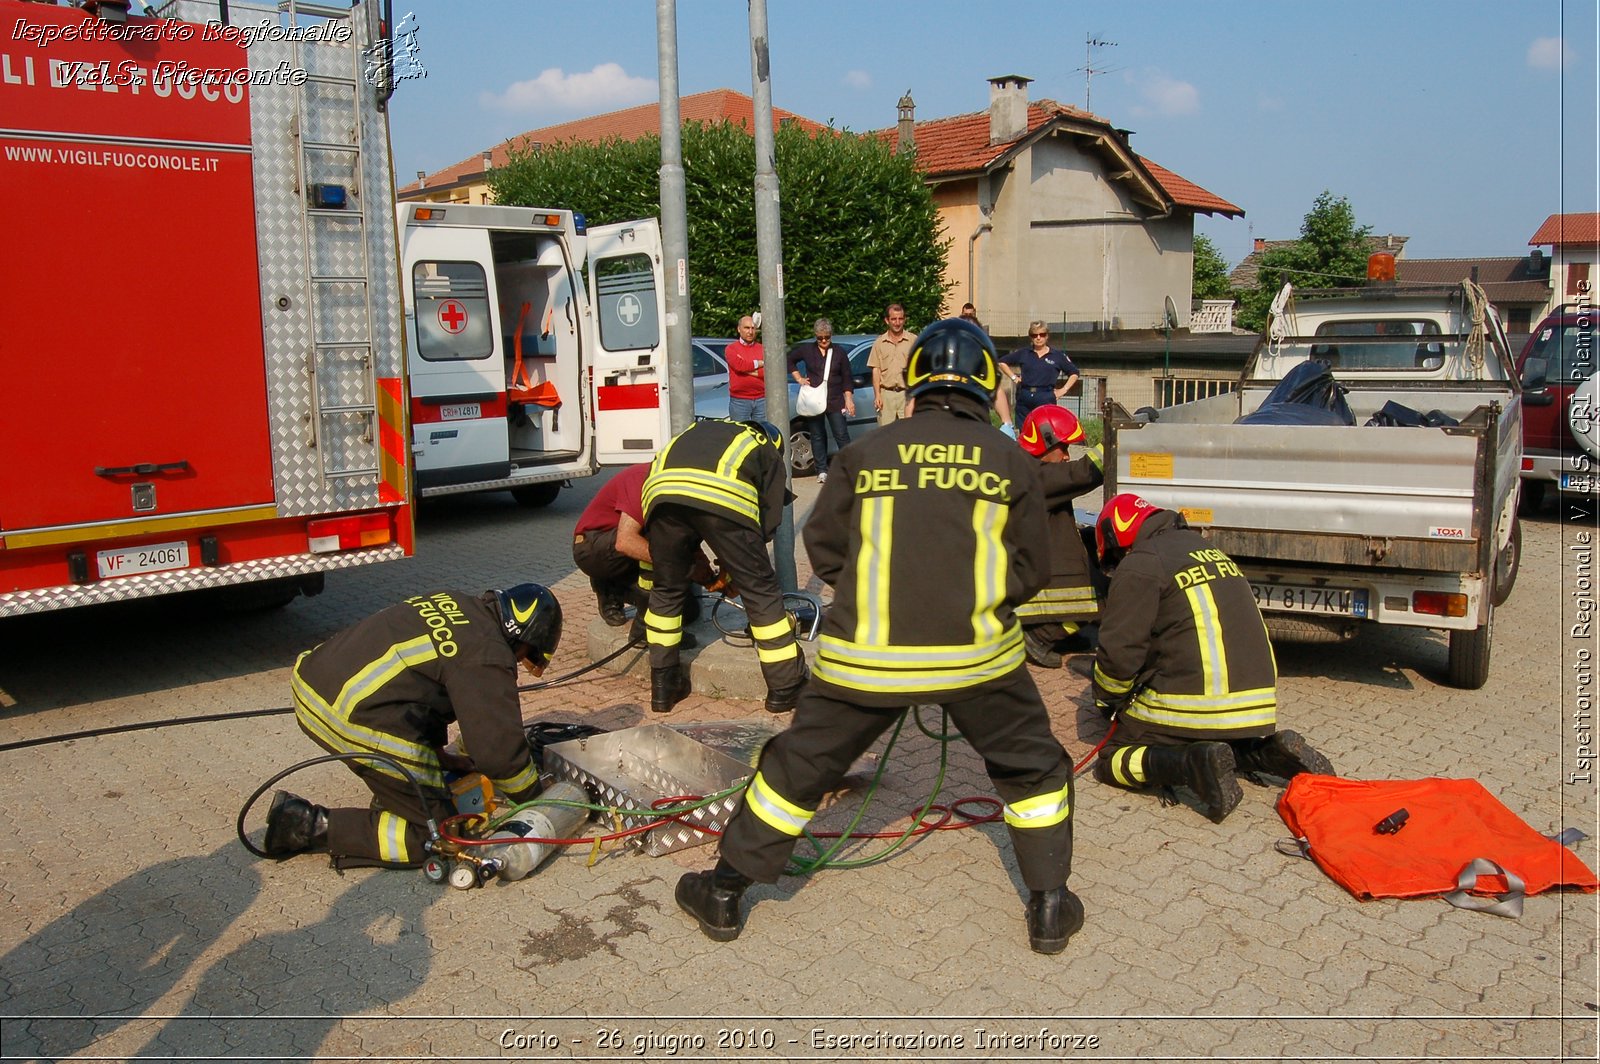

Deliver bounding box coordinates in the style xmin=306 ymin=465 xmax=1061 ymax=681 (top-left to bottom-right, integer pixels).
xmin=1521 ymin=457 xmax=1533 ymax=471
xmin=307 ymin=513 xmax=392 ymax=553
xmin=1412 ymin=591 xmax=1467 ymax=618
xmin=415 ymin=208 xmax=444 ymax=221
xmin=309 ymin=183 xmax=348 ymax=209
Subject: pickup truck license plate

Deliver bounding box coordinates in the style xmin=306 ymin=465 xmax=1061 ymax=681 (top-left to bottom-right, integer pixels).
xmin=439 ymin=403 xmax=481 ymax=421
xmin=1249 ymin=583 xmax=1367 ymax=618
xmin=96 ymin=540 xmax=190 ymax=579
xmin=1560 ymin=471 xmax=1595 ymax=491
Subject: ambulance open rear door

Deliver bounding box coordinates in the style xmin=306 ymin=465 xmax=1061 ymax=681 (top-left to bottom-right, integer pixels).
xmin=585 ymin=220 xmax=670 ymax=464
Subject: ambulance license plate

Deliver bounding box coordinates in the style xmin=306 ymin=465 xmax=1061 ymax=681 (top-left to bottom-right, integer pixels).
xmin=1249 ymin=582 xmax=1367 ymax=618
xmin=439 ymin=403 xmax=481 ymax=421
xmin=1560 ymin=471 xmax=1595 ymax=491
xmin=97 ymin=540 xmax=190 ymax=579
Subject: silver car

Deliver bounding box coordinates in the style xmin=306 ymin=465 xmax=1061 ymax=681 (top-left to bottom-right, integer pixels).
xmin=692 ymin=334 xmax=879 ymax=476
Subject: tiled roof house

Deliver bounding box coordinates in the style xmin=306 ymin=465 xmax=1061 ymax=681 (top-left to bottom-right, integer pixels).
xmin=876 ymin=75 xmax=1242 ymax=337
xmin=1529 ymin=212 xmax=1599 ymax=320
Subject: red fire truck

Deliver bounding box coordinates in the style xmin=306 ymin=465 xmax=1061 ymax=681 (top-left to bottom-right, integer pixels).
xmin=0 ymin=0 xmax=413 ymax=616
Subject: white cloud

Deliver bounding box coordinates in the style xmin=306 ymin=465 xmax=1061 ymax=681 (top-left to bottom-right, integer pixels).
xmin=1122 ymin=69 xmax=1200 ymax=118
xmin=479 ymin=63 xmax=656 ymax=114
xmin=843 ymin=70 xmax=872 ymax=90
xmin=1527 ymin=36 xmax=1574 ymax=71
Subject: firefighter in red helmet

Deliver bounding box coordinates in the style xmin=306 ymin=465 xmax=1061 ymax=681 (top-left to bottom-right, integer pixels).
xmin=674 ymin=318 xmax=1084 ymax=955
xmin=1015 ymin=406 xmax=1105 ymax=667
xmin=1090 ymin=495 xmax=1333 ymax=822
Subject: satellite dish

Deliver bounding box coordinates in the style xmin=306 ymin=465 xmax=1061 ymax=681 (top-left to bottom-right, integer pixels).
xmin=1163 ymin=295 xmax=1179 ymax=331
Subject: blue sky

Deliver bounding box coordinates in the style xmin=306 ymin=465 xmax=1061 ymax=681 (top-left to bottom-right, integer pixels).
xmin=384 ymin=0 xmax=1598 ymax=270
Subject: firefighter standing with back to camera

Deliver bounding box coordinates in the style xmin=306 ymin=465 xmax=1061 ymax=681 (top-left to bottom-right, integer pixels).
xmin=675 ymin=318 xmax=1084 ymax=955
xmin=641 ymin=418 xmax=805 ymax=715
xmin=1090 ymin=494 xmax=1333 ymax=823
xmin=1015 ymin=405 xmax=1105 ymax=668
xmin=261 ymin=584 xmax=562 ymax=868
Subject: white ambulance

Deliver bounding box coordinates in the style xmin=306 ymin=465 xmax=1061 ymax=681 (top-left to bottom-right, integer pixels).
xmin=397 ymin=204 xmax=670 ymax=506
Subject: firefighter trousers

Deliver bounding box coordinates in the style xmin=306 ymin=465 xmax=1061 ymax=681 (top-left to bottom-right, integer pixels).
xmin=719 ymin=669 xmax=1074 ymax=891
xmin=325 ymin=763 xmax=454 ymax=868
xmin=644 ymin=506 xmax=801 ymax=691
xmin=572 ymin=529 xmax=648 ymax=614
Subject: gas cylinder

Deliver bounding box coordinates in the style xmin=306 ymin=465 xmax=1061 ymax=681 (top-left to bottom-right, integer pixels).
xmin=481 ymin=780 xmax=591 ymax=881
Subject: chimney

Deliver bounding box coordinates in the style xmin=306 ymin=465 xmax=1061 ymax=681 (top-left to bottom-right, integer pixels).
xmin=1253 ymin=238 xmax=1265 ymax=253
xmin=897 ymin=90 xmax=916 ymax=155
xmin=481 ymin=150 xmax=493 ymax=172
xmin=416 ymin=170 xmax=426 ymax=188
xmin=988 ymin=74 xmax=1032 ymax=145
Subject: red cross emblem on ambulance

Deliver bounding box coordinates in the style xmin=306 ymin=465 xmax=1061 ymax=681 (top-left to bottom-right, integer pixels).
xmin=437 ymin=299 xmax=468 ymax=335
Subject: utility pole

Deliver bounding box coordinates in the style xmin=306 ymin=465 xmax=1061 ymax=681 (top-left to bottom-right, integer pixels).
xmin=1082 ymin=34 xmax=1117 ymax=111
xmin=656 ymin=0 xmax=693 ymax=433
xmin=747 ymin=0 xmax=796 ymax=592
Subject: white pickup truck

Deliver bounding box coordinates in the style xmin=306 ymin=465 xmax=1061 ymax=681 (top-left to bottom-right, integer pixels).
xmin=1103 ymin=275 xmax=1522 ymax=689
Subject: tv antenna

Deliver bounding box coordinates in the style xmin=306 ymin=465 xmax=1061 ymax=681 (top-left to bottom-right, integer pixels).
xmin=1081 ymin=34 xmax=1119 ymax=111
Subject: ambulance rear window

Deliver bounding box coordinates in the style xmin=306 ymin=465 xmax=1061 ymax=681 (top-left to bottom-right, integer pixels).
xmin=413 ymin=261 xmax=493 ymax=362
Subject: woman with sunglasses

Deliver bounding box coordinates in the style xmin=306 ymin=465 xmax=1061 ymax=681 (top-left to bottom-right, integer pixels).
xmin=1001 ymin=321 xmax=1080 ymax=428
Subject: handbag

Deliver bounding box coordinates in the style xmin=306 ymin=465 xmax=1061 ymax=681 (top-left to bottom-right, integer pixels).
xmin=794 ymin=346 xmax=833 ymax=417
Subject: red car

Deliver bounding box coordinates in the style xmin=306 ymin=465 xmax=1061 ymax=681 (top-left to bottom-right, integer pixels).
xmin=1517 ymin=304 xmax=1600 ymax=513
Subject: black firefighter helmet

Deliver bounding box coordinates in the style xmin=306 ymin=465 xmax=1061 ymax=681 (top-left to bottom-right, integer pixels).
xmin=495 ymin=583 xmax=563 ymax=669
xmin=906 ymin=317 xmax=1000 ymax=405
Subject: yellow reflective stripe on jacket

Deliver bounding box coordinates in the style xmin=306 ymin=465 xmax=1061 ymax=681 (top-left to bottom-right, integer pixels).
xmin=643 ymin=469 xmax=760 ymax=523
xmin=1084 ymin=444 xmax=1104 ymax=471
xmin=290 ymin=645 xmax=444 ymax=787
xmin=1015 ymin=586 xmax=1098 ymax=618
xmin=969 ymin=498 xmax=1007 ymax=643
xmin=745 ymin=771 xmax=814 ymax=837
xmin=1125 ymin=687 xmax=1277 ymax=732
xmin=854 ymin=496 xmax=893 ymax=646
xmin=814 ymin=630 xmax=1024 ymax=693
xmin=376 ymin=811 xmax=411 ymax=864
xmin=1185 ymin=583 xmax=1230 ymax=695
xmin=1093 ymin=661 xmax=1136 ymax=695
xmin=1003 ymin=780 xmax=1072 ymax=829
xmin=487 ymin=760 xmax=541 ymax=798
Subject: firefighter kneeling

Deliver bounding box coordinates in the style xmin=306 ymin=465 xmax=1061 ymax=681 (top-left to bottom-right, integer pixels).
xmin=1090 ymin=495 xmax=1333 ymax=822
xmin=262 ymin=584 xmax=562 ymax=868
xmin=676 ymin=318 xmax=1084 ymax=955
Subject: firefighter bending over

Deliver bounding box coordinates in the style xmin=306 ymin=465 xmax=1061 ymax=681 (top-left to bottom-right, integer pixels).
xmin=262 ymin=584 xmax=562 ymax=868
xmin=1015 ymin=405 xmax=1105 ymax=668
xmin=1090 ymin=495 xmax=1333 ymax=823
xmin=641 ymin=419 xmax=805 ymax=714
xmin=675 ymin=318 xmax=1084 ymax=955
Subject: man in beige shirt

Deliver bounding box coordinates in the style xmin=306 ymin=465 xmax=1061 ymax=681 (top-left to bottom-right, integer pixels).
xmin=867 ymin=303 xmax=917 ymax=425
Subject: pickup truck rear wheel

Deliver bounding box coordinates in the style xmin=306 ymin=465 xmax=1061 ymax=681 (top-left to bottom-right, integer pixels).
xmin=1447 ymin=602 xmax=1492 ymax=690
xmin=1518 ymin=479 xmax=1545 ymax=516
xmin=1492 ymin=518 xmax=1520 ymax=606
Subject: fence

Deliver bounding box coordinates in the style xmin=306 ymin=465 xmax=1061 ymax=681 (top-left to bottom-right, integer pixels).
xmin=1153 ymin=375 xmax=1236 ymax=408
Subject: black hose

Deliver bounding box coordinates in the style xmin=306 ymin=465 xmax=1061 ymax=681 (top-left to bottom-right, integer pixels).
xmin=235 ymin=751 xmax=434 ymax=860
xmin=0 ymin=637 xmax=644 ymax=754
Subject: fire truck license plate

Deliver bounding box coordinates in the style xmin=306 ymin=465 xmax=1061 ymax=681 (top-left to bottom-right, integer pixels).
xmin=1249 ymin=583 xmax=1367 ymax=618
xmin=96 ymin=540 xmax=190 ymax=579
xmin=439 ymin=403 xmax=481 ymax=420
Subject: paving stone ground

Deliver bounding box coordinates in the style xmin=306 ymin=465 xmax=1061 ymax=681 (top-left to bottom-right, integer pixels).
xmin=0 ymin=471 xmax=1594 ymax=1062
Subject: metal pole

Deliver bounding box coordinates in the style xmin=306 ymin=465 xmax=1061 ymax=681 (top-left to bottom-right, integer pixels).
xmin=748 ymin=0 xmax=796 ymax=592
xmin=656 ymin=0 xmax=694 ymax=434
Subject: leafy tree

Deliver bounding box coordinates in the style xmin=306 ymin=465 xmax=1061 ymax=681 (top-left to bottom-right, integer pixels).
xmin=490 ymin=121 xmax=948 ymax=340
xmin=1191 ymin=233 xmax=1231 ymax=300
xmin=1236 ymin=191 xmax=1373 ymax=331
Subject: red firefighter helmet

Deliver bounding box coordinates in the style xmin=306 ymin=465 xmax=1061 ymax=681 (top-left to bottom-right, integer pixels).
xmin=1095 ymin=493 xmax=1160 ymax=568
xmin=1018 ymin=406 xmax=1085 ymax=456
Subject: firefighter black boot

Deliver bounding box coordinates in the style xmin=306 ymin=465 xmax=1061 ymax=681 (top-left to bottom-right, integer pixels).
xmin=1233 ymin=730 xmax=1334 ymax=781
xmin=651 ymin=665 xmax=691 ymax=714
xmin=763 ymin=651 xmax=808 ymax=713
xmin=1145 ymin=743 xmax=1242 ymax=823
xmin=263 ymin=791 xmax=329 ymax=856
xmin=1022 ymin=624 xmax=1064 ymax=669
xmin=1024 ymin=886 xmax=1085 ymax=955
xmin=675 ymin=859 xmax=752 ymax=942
